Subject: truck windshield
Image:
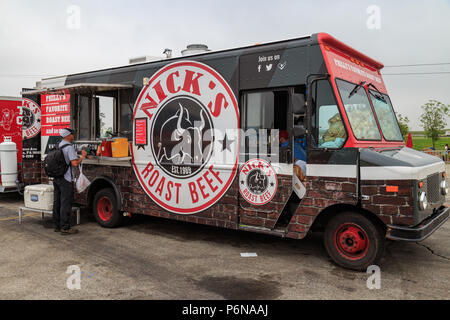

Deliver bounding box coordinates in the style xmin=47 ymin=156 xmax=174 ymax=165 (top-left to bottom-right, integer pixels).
xmin=368 ymin=90 xmax=403 ymax=141
xmin=335 ymin=79 xmax=381 ymax=140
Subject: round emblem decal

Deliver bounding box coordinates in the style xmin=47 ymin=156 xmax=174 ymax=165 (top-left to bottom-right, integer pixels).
xmin=21 ymin=98 xmax=41 ymax=139
xmin=132 ymin=61 xmax=239 ymax=214
xmin=239 ymin=159 xmax=277 ymax=206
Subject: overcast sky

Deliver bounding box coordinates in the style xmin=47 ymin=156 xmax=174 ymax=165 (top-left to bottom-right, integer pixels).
xmin=1 ymin=0 xmax=449 ymax=130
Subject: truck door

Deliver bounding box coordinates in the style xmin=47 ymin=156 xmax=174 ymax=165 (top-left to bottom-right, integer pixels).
xmin=238 ymin=88 xmax=293 ymax=230
xmin=305 ymin=78 xmax=359 ymax=205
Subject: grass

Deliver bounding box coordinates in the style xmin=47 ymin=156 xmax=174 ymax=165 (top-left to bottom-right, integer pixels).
xmin=410 ymin=136 xmax=450 ymax=151
xmin=409 ymin=129 xmax=450 ymax=136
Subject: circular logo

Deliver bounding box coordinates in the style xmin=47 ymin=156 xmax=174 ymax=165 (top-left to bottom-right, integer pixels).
xmin=239 ymin=159 xmax=277 ymax=206
xmin=132 ymin=61 xmax=239 ymax=214
xmin=21 ymin=98 xmax=41 ymax=139
xmin=150 ymin=95 xmax=214 ymax=179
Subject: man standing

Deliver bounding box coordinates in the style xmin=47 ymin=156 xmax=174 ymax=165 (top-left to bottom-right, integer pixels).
xmin=53 ymin=128 xmax=87 ymax=235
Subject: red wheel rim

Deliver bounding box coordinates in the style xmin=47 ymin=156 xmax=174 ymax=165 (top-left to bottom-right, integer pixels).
xmin=97 ymin=196 xmax=113 ymax=222
xmin=333 ymin=223 xmax=369 ymax=260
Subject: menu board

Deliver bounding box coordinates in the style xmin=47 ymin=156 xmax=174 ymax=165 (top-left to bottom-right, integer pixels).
xmin=41 ymin=93 xmax=71 ymax=136
xmin=135 ymin=118 xmax=147 ymax=145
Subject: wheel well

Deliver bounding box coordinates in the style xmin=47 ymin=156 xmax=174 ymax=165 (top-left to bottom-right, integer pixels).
xmin=311 ymin=203 xmax=386 ymax=233
xmin=87 ymin=177 xmax=121 ymax=211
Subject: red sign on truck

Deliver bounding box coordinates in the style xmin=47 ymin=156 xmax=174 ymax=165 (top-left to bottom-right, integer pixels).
xmin=41 ymin=93 xmax=71 ymax=136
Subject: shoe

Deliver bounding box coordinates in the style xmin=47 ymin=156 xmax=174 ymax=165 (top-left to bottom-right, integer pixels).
xmin=60 ymin=228 xmax=79 ymax=235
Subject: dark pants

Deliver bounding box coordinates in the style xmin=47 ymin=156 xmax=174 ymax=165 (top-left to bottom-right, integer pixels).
xmin=53 ymin=177 xmax=74 ymax=230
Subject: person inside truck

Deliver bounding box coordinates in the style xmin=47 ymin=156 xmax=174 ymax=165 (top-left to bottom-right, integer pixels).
xmin=279 ymin=130 xmax=307 ymax=179
xmin=278 ymin=130 xmax=307 ymax=161
xmin=294 ymin=137 xmax=307 ymax=161
xmin=293 ymin=134 xmax=307 ymax=179
xmin=279 ymin=130 xmax=290 ymax=163
xmin=279 ymin=130 xmax=290 ymax=148
xmin=53 ymin=128 xmax=87 ymax=235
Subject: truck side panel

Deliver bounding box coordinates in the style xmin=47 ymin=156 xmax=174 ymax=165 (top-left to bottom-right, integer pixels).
xmin=73 ymin=164 xmax=240 ymax=229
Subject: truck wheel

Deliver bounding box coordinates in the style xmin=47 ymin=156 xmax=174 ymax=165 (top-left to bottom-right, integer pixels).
xmin=324 ymin=211 xmax=385 ymax=271
xmin=93 ymin=188 xmax=122 ymax=228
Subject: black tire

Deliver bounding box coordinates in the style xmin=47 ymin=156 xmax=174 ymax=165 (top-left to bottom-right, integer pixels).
xmin=93 ymin=188 xmax=123 ymax=228
xmin=324 ymin=211 xmax=385 ymax=271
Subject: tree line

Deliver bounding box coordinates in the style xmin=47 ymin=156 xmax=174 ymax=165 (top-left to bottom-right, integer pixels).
xmin=396 ymin=100 xmax=449 ymax=149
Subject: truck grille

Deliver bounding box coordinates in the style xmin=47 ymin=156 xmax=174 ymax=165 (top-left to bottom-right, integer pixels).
xmin=426 ymin=173 xmax=440 ymax=203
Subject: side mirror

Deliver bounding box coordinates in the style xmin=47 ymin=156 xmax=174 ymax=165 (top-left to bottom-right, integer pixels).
xmin=294 ymin=125 xmax=306 ymax=138
xmin=292 ymin=94 xmax=306 ymax=116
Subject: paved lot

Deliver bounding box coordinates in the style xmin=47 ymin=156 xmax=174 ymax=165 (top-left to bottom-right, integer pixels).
xmin=0 ymin=166 xmax=448 ymax=300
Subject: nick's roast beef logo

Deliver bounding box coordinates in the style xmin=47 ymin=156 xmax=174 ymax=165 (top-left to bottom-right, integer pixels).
xmin=20 ymin=98 xmax=41 ymax=139
xmin=132 ymin=61 xmax=239 ymax=214
xmin=239 ymin=159 xmax=277 ymax=206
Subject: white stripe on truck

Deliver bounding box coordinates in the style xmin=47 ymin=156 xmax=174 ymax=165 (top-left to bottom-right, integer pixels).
xmin=306 ymin=164 xmax=357 ymax=178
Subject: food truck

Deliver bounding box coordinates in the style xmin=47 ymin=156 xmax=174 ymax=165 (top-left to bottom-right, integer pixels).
xmin=22 ymin=33 xmax=448 ymax=270
xmin=0 ymin=96 xmax=41 ymax=192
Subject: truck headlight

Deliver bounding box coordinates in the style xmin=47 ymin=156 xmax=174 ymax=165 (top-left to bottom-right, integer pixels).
xmin=441 ymin=180 xmax=448 ymax=195
xmin=419 ymin=192 xmax=428 ymax=211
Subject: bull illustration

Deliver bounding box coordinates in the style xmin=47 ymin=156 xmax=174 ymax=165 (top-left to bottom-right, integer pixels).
xmin=157 ymin=103 xmax=210 ymax=165
xmin=22 ymin=107 xmax=35 ymax=129
xmin=248 ymin=170 xmax=268 ymax=193
xmin=0 ymin=109 xmax=15 ymax=131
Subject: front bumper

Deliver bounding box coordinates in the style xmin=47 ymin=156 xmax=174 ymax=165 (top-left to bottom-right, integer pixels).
xmin=386 ymin=206 xmax=449 ymax=242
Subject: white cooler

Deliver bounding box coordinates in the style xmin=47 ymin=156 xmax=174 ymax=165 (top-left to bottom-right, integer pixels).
xmin=24 ymin=184 xmax=54 ymax=211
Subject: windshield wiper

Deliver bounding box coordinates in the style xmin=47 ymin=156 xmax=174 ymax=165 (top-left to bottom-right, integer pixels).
xmin=367 ymin=83 xmax=386 ymax=102
xmin=348 ymin=81 xmax=366 ymax=98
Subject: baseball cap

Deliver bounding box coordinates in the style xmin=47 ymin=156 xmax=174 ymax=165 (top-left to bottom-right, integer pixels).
xmin=279 ymin=130 xmax=289 ymax=140
xmin=60 ymin=128 xmax=76 ymax=138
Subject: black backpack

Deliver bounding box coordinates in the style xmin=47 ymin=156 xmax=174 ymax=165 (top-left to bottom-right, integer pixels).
xmin=44 ymin=144 xmax=71 ymax=178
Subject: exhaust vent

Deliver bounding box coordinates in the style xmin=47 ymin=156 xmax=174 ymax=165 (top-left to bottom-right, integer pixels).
xmin=181 ymin=44 xmax=210 ymax=56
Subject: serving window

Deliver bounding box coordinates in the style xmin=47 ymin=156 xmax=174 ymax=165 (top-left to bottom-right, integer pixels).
xmin=73 ymin=92 xmax=116 ymax=140
xmin=72 ymin=88 xmax=134 ymax=142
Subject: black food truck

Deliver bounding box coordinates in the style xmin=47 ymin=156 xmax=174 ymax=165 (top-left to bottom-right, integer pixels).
xmin=22 ymin=33 xmax=448 ymax=270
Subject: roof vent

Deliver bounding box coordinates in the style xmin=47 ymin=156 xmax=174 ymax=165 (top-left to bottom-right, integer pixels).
xmin=181 ymin=44 xmax=210 ymax=56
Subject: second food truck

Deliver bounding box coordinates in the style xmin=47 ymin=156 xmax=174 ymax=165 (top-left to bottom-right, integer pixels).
xmin=23 ymin=33 xmax=449 ymax=270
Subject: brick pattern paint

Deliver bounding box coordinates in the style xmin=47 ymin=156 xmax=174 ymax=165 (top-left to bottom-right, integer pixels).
xmin=74 ymin=164 xmax=239 ymax=230
xmin=288 ymin=176 xmax=358 ymax=239
xmin=71 ymin=164 xmax=298 ymax=234
xmin=239 ymin=175 xmax=292 ymax=230
xmin=38 ymin=161 xmax=417 ymax=238
xmin=22 ymin=160 xmax=42 ymax=185
xmin=72 ymin=165 xmax=365 ymax=240
xmin=361 ymin=180 xmax=415 ymax=226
